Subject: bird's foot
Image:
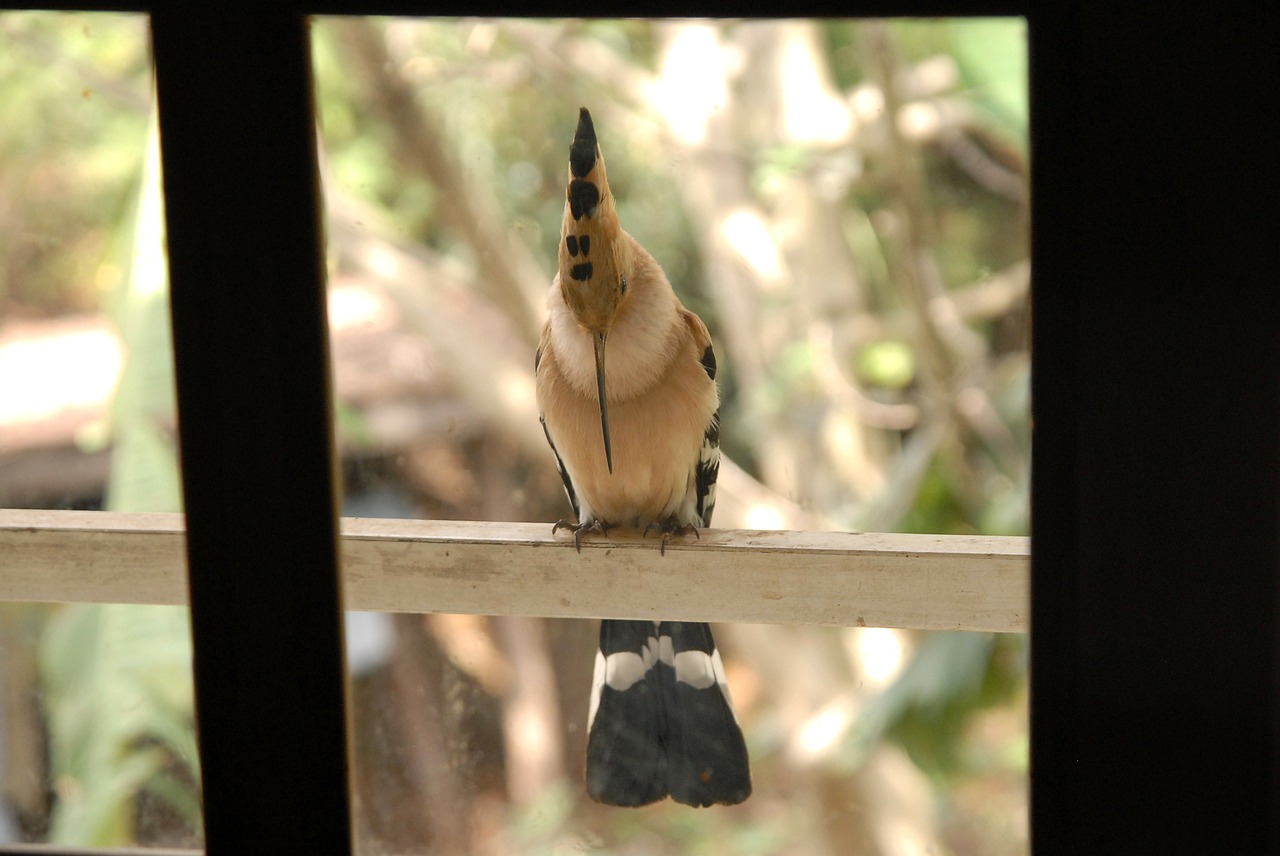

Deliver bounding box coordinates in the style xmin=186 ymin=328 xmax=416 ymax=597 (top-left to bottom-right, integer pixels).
xmin=552 ymin=518 xmax=609 ymax=553
xmin=642 ymin=517 xmax=700 ymax=556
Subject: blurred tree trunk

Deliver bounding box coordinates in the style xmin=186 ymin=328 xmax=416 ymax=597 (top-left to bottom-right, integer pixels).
xmin=387 ymin=614 xmax=474 ymax=854
xmin=493 ymin=616 xmax=566 ymax=806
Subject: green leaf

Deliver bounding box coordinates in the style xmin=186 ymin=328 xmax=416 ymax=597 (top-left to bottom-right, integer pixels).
xmin=840 ymin=632 xmax=996 ymax=770
xmin=41 ymin=105 xmax=199 ymax=846
xmin=42 ymin=603 xmax=196 ymax=843
xmin=952 ymin=19 xmax=1028 ymax=144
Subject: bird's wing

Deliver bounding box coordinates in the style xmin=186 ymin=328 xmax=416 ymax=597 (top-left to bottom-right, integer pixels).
xmin=685 ymin=310 xmax=721 ymax=528
xmin=536 ymin=337 xmax=581 ymax=522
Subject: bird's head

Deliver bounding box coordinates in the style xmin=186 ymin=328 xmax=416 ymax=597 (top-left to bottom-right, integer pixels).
xmin=558 ymin=107 xmax=633 ymax=473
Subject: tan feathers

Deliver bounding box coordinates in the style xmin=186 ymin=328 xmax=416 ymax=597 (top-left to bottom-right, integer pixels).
xmin=537 ymin=106 xmax=720 ymax=528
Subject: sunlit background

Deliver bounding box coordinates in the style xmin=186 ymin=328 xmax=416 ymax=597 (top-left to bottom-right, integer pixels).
xmin=0 ymin=14 xmax=1028 ymax=854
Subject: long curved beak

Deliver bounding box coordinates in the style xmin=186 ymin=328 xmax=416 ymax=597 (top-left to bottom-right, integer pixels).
xmin=593 ymin=330 xmax=613 ymax=474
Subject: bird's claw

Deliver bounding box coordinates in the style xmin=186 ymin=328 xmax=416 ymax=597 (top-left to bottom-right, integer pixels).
xmin=552 ymin=518 xmax=609 ymax=552
xmin=643 ymin=517 xmax=700 ymax=556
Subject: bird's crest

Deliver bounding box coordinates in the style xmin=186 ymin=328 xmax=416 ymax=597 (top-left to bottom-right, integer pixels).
xmin=558 ymin=107 xmax=635 ymax=474
xmin=558 ymin=107 xmax=632 ymax=333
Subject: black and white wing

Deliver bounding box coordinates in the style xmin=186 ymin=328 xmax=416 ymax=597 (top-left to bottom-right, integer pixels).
xmin=536 ymin=344 xmax=581 ymax=522
xmin=695 ymin=343 xmax=720 ymax=527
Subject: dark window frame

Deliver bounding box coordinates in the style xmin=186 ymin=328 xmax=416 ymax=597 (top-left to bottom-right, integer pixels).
xmin=1 ymin=3 xmax=1275 ymax=855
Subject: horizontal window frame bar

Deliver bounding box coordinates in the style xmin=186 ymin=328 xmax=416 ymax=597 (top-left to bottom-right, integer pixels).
xmin=1 ymin=3 xmax=1034 ymax=17
xmin=0 ymin=509 xmax=1028 ymax=632
xmin=0 ymin=848 xmax=201 ymax=856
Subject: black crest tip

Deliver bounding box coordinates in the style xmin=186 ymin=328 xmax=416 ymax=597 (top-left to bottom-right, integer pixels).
xmin=570 ymin=108 xmax=599 ymax=178
xmin=575 ymin=107 xmax=596 ymax=145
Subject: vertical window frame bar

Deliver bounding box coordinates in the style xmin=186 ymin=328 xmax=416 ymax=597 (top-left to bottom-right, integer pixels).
xmin=150 ymin=8 xmax=353 ymax=854
xmin=1028 ymin=6 xmax=1280 ymax=853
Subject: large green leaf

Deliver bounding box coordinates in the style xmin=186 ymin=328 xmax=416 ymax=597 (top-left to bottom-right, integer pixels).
xmin=42 ymin=603 xmax=195 ymax=844
xmin=41 ymin=104 xmax=200 ymax=846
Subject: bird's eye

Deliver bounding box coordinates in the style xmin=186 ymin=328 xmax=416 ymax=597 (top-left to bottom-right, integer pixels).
xmin=619 ymin=276 xmax=627 ymax=296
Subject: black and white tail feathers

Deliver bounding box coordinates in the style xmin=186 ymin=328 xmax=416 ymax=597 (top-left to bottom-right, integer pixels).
xmin=586 ymin=619 xmax=751 ymax=807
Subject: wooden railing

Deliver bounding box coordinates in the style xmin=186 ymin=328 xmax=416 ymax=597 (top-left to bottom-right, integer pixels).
xmin=0 ymin=509 xmax=1028 ymax=632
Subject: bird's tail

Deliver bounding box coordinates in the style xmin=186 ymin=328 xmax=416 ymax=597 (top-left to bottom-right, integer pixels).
xmin=585 ymin=618 xmax=752 ymax=807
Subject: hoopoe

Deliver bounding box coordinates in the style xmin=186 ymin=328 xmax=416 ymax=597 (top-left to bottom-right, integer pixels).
xmin=535 ymin=108 xmax=751 ymax=807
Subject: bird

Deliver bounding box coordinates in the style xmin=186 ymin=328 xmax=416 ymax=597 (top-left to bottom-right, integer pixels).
xmin=535 ymin=107 xmax=751 ymax=807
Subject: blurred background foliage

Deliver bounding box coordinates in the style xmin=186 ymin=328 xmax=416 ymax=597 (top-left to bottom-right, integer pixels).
xmin=0 ymin=13 xmax=149 ymax=316
xmin=0 ymin=13 xmax=1028 ymax=855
